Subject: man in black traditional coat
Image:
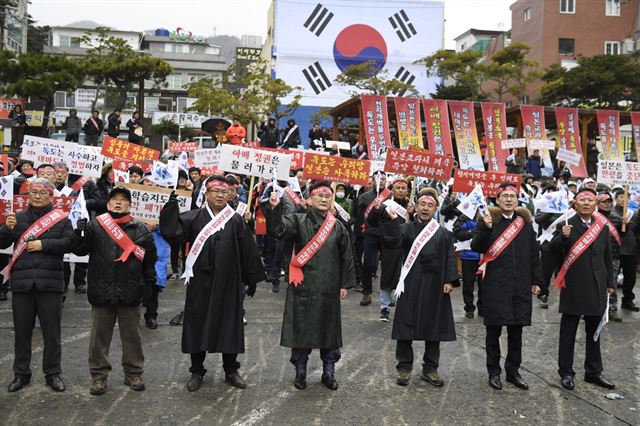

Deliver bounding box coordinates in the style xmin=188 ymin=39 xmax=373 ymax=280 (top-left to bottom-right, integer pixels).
xmin=381 ymin=187 xmax=458 ymax=387
xmin=160 ymin=175 xmax=265 ymax=392
xmin=265 ymin=181 xmax=354 ymax=391
xmin=549 ymin=187 xmax=615 ymax=391
xmin=471 ymin=183 xmax=542 ymax=391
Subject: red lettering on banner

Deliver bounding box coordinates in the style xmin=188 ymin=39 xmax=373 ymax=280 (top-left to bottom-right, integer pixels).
xmin=453 ymin=169 xmax=521 ymax=197
xmin=384 ymin=147 xmax=454 ymax=181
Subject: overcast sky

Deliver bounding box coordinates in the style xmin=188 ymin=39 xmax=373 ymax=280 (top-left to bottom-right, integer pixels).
xmin=29 ymin=0 xmax=513 ymax=49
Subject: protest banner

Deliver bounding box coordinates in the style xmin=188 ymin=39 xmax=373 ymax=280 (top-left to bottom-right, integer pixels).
xmin=520 ymin=105 xmax=554 ymax=175
xmin=64 ymin=145 xmax=104 ymax=178
xmin=453 ymin=169 xmax=521 ymax=197
xmin=554 ymin=107 xmax=588 ymax=178
xmin=556 ymin=147 xmax=582 ymax=167
xmin=631 ymin=111 xmax=640 ymax=161
xmin=194 ymin=148 xmax=221 ymax=169
xmin=448 ymin=100 xmax=484 ymax=170
xmin=218 ymin=145 xmax=291 ymax=180
xmin=597 ymin=161 xmax=640 ymax=186
xmin=259 ymin=147 xmax=305 ymax=170
xmin=112 ymin=159 xmax=152 ymax=173
xmin=500 ymin=138 xmax=527 ymax=149
xmin=361 ymin=95 xmax=392 ymax=160
xmin=422 ymin=99 xmax=454 ymax=156
xmin=12 ymin=195 xmax=76 ymax=213
xmin=122 ymin=183 xmax=191 ymax=224
xmin=527 ymin=139 xmax=556 ymax=151
xmin=303 ymin=153 xmax=370 ymax=186
xmin=0 ymin=98 xmax=24 ymax=119
xmin=21 ymin=135 xmax=65 ymax=164
xmin=480 ymin=102 xmax=510 ymax=173
xmin=0 ymin=176 xmax=13 ymax=223
xmin=101 ymin=136 xmax=160 ymax=163
xmin=383 ymin=147 xmax=454 ymax=181
xmin=394 ymin=97 xmax=423 ymax=149
xmin=168 ymin=141 xmax=199 ymax=153
xmin=242 ymin=141 xmax=261 ymax=149
xmin=596 ymin=109 xmax=624 ymax=161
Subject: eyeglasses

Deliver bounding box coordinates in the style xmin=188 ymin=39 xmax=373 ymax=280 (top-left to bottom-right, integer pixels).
xmin=207 ymin=189 xmax=229 ymax=197
xmin=29 ymin=190 xmax=50 ymax=197
xmin=498 ymin=194 xmax=517 ymax=200
xmin=312 ymin=193 xmax=333 ymax=200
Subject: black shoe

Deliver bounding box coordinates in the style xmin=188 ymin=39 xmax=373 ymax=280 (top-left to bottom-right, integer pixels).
xmin=464 ymin=311 xmax=474 ymax=319
xmin=225 ymin=372 xmax=247 ymax=389
xmin=186 ymin=372 xmax=205 ymax=392
xmin=294 ymin=373 xmax=306 ymax=390
xmin=621 ymin=301 xmax=640 ymax=312
xmin=74 ymin=285 xmax=87 ymax=294
xmin=539 ymin=294 xmax=548 ymax=309
xmin=379 ymin=308 xmax=390 ymax=322
xmin=272 ymin=283 xmax=280 ymax=293
xmin=321 ymin=373 xmax=338 ymax=390
xmin=488 ymin=376 xmax=502 ymax=390
xmin=506 ymin=374 xmax=529 ymax=390
xmin=585 ymin=375 xmax=615 ymax=389
xmin=46 ymin=376 xmax=66 ymax=392
xmin=0 ymin=291 xmax=7 ymax=301
xmin=389 ymin=300 xmax=395 ymax=307
xmin=560 ymin=375 xmax=574 ymax=390
xmin=169 ymin=312 xmax=183 ymax=326
xmin=145 ymin=318 xmax=158 ymax=329
xmin=7 ymin=376 xmax=30 ymax=392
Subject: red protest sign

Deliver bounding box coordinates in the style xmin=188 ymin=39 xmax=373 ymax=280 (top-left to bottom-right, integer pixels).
xmin=259 ymin=147 xmax=305 ymax=170
xmin=168 ymin=141 xmax=199 ymax=153
xmin=0 ymin=98 xmax=24 ymax=119
xmin=12 ymin=195 xmax=77 ymax=213
xmin=102 ymin=136 xmax=160 ymax=163
xmin=303 ymin=153 xmax=370 ymax=186
xmin=384 ymin=147 xmax=455 ymax=181
xmin=453 ymin=169 xmax=521 ymax=197
xmin=361 ymin=95 xmax=391 ymax=160
xmin=242 ymin=141 xmax=261 ymax=149
xmin=112 ymin=159 xmax=152 ymax=173
xmin=422 ymin=99 xmax=454 ymax=156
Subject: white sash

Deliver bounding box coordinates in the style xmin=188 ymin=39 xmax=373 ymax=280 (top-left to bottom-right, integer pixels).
xmin=334 ymin=202 xmax=351 ymax=222
xmin=537 ymin=208 xmax=576 ymax=244
xmin=235 ymin=201 xmax=247 ymax=217
xmin=181 ymin=204 xmax=235 ymax=285
xmin=393 ymin=218 xmax=440 ymax=299
xmin=282 ymin=125 xmax=298 ymax=145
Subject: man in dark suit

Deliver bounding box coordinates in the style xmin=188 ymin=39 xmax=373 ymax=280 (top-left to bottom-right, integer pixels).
xmin=550 ymin=187 xmax=615 ymax=391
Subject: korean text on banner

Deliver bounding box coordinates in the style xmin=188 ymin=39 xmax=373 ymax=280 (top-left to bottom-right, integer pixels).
xmin=480 ymin=102 xmax=509 ymax=173
xmin=122 ymin=183 xmax=191 ymax=224
xmin=383 ymin=147 xmax=454 ymax=181
xmin=422 ymin=99 xmax=454 ymax=156
xmin=501 ymin=138 xmax=527 ymax=149
xmin=194 ymin=148 xmax=221 ymax=169
xmin=554 ymin=107 xmax=588 ymax=178
xmin=631 ymin=112 xmax=640 ymax=161
xmin=101 ymin=136 xmax=161 ymax=163
xmin=0 ymin=176 xmax=14 ymax=223
xmin=361 ymin=95 xmax=391 ymax=161
xmin=303 ymin=153 xmax=370 ymax=186
xmin=453 ymin=169 xmax=521 ymax=197
xmin=448 ymin=101 xmax=484 ymax=170
xmin=394 ymin=97 xmax=423 ymax=149
xmin=259 ymin=147 xmax=305 ymax=170
xmin=168 ymin=141 xmax=199 ymax=153
xmin=520 ymin=105 xmax=554 ymax=176
xmin=597 ymin=161 xmax=640 ymax=186
xmin=21 ymin=136 xmax=105 ymax=178
xmin=218 ymin=144 xmax=291 ymax=180
xmin=556 ymin=148 xmax=582 ymax=167
xmin=0 ymin=98 xmax=24 ymax=119
xmin=13 ymin=195 xmax=76 ymax=213
xmin=596 ymin=110 xmax=624 ymax=161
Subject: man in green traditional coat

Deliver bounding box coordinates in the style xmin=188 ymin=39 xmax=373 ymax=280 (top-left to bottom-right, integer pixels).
xmin=265 ymin=180 xmax=355 ymax=391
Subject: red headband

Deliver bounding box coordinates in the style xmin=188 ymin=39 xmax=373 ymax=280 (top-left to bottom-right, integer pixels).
xmin=206 ymin=180 xmax=229 ymax=190
xmin=38 ymin=166 xmax=55 ymax=174
xmin=596 ymin=194 xmax=611 ymax=201
xmin=30 ymin=183 xmax=54 ymax=195
xmin=497 ymin=186 xmax=518 ymax=196
xmin=575 ymin=191 xmax=596 ymax=201
xmin=310 ymin=186 xmax=333 ymax=196
xmin=417 ymin=194 xmax=437 ymax=205
xmin=393 ymin=180 xmax=408 ymax=187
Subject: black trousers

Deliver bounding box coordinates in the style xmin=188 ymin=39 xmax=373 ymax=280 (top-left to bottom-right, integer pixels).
xmin=485 ymin=325 xmax=522 ymax=377
xmin=558 ymin=314 xmax=602 ymax=378
xmin=395 ymin=340 xmax=440 ymax=373
xmin=143 ymin=285 xmax=161 ymax=320
xmin=63 ymin=262 xmax=87 ymax=291
xmin=190 ymin=352 xmax=240 ymax=376
xmin=362 ymin=235 xmax=382 ymax=294
xmin=540 ymin=249 xmax=561 ymax=297
xmin=461 ymin=259 xmax=482 ymax=313
xmin=0 ymin=253 xmax=10 ymax=294
xmin=170 ymin=241 xmax=186 ymax=275
xmin=12 ymin=290 xmax=64 ymax=378
xmin=620 ymin=254 xmax=637 ymax=304
xmin=354 ymin=234 xmax=364 ymax=283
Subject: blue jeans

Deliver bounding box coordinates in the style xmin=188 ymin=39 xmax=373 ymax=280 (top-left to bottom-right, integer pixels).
xmin=380 ymin=288 xmax=392 ymax=310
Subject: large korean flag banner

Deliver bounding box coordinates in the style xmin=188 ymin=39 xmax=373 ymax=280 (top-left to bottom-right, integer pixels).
xmin=275 ymin=0 xmax=444 ymax=107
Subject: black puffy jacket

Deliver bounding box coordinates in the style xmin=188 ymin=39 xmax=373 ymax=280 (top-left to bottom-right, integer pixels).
xmin=75 ymin=214 xmax=157 ymax=306
xmin=0 ymin=205 xmax=75 ymax=293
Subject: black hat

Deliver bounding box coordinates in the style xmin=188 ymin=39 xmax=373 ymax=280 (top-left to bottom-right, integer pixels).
xmin=108 ymin=186 xmax=132 ymax=202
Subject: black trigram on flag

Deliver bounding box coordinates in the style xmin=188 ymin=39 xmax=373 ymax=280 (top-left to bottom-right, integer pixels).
xmin=388 ymin=9 xmax=417 ymax=42
xmin=302 ymin=62 xmax=332 ymax=94
xmin=393 ymin=67 xmax=416 ymax=96
xmin=303 ymin=3 xmax=334 ymax=37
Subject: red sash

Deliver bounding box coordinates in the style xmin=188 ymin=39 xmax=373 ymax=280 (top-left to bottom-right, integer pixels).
xmin=70 ymin=176 xmax=90 ymax=192
xmin=90 ymin=117 xmax=100 ymax=131
xmin=96 ymin=213 xmax=145 ymax=262
xmin=601 ymin=214 xmax=622 ymax=247
xmin=553 ymin=213 xmax=608 ymax=289
xmin=1 ymin=209 xmax=68 ymax=283
xmin=477 ymin=216 xmax=525 ymax=278
xmin=364 ymin=188 xmax=391 ymax=221
xmin=284 ymin=186 xmax=303 ymax=206
xmin=289 ymin=212 xmax=337 ymax=287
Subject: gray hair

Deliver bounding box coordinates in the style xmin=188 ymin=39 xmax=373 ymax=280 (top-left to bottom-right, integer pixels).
xmin=52 ymin=162 xmax=68 ymax=171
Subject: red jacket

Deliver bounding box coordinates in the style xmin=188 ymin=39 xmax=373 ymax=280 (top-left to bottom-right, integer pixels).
xmin=226 ymin=125 xmax=246 ymax=145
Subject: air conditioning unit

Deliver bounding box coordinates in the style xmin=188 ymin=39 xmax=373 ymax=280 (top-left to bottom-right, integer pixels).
xmin=622 ymin=38 xmax=634 ymax=54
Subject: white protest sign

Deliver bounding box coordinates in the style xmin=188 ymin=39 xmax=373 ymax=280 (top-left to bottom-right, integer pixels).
xmin=63 ymin=145 xmax=105 ymax=178
xmin=122 ymin=183 xmax=191 ymax=224
xmin=194 ymin=148 xmax=221 ymax=169
xmin=527 ymin=139 xmax=556 ymax=151
xmin=556 ymin=148 xmax=582 ymax=167
xmin=501 ymin=138 xmax=527 ymax=149
xmin=597 ymin=160 xmax=640 ymax=186
xmin=383 ymin=199 xmax=407 ymax=219
xmin=21 ymin=135 xmax=67 ymax=165
xmin=218 ymin=144 xmax=291 ymax=180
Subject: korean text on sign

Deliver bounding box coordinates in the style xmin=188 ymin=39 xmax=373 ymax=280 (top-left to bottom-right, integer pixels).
xmin=101 ymin=136 xmax=161 ymax=163
xmin=303 ymin=153 xmax=370 ymax=186
xmin=383 ymin=147 xmax=455 ymax=181
xmin=218 ymin=145 xmax=291 ymax=180
xmin=122 ymin=183 xmax=191 ymax=224
xmin=453 ymin=169 xmax=522 ymax=197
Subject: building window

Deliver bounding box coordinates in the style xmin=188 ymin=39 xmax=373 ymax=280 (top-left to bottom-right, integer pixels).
xmin=605 ymin=41 xmax=620 ymax=55
xmin=558 ymin=38 xmax=575 ymax=56
xmin=59 ymin=35 xmax=81 ymax=48
xmin=520 ymin=96 xmax=529 ymax=104
xmin=605 ymin=0 xmax=620 ymax=16
xmin=165 ymin=43 xmax=189 ymax=53
xmin=523 ymin=8 xmax=531 ymax=22
xmin=188 ymin=74 xmax=204 ymax=84
xmin=560 ymin=0 xmax=575 ymax=13
xmin=54 ymin=91 xmax=75 ymax=108
xmin=166 ymin=74 xmax=183 ymax=90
